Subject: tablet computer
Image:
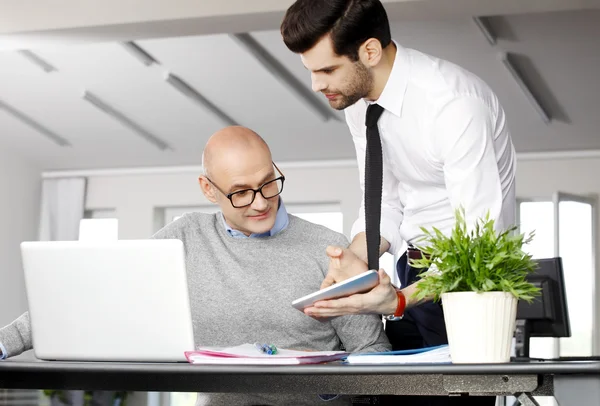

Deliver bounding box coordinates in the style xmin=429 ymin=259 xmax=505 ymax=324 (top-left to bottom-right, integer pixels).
xmin=292 ymin=270 xmax=379 ymax=311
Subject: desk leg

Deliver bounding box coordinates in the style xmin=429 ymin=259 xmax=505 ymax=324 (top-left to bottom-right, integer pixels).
xmin=553 ymin=376 xmax=600 ymax=406
xmin=512 ymin=393 xmax=540 ymax=406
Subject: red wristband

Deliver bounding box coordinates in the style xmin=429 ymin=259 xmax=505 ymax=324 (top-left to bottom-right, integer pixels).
xmin=393 ymin=288 xmax=406 ymax=317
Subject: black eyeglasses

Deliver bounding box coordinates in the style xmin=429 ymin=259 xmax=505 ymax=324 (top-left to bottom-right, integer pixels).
xmin=205 ymin=163 xmax=285 ymax=208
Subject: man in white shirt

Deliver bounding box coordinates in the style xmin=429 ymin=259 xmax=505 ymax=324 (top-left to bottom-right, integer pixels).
xmin=281 ymin=0 xmax=515 ymax=373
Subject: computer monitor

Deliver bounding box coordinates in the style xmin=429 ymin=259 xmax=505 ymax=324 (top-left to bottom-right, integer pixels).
xmin=514 ymin=257 xmax=571 ymax=358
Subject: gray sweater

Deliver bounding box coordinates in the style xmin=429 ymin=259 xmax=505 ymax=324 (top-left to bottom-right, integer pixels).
xmin=0 ymin=213 xmax=390 ymax=405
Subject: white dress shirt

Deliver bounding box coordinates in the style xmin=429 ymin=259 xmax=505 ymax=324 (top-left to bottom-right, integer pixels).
xmin=347 ymin=42 xmax=517 ymax=256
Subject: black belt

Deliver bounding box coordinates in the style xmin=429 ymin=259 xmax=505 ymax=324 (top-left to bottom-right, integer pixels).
xmin=407 ymin=246 xmax=426 ymax=260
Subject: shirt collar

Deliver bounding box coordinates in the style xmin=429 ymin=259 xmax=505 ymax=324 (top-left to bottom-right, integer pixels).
xmin=371 ymin=40 xmax=410 ymax=118
xmin=220 ymin=198 xmax=289 ymax=239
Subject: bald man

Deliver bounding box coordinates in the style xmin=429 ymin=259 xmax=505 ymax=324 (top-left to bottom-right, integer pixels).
xmin=0 ymin=126 xmax=390 ymax=406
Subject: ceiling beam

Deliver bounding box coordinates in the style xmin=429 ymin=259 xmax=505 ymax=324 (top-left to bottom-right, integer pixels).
xmin=120 ymin=41 xmax=159 ymax=66
xmin=0 ymin=99 xmax=70 ymax=146
xmin=164 ymin=73 xmax=239 ymax=127
xmin=82 ymin=91 xmax=171 ymax=151
xmin=472 ymin=17 xmax=496 ymax=46
xmin=17 ymin=50 xmax=58 ymax=72
xmin=499 ymin=52 xmax=551 ymax=125
xmin=231 ymin=33 xmax=338 ymax=122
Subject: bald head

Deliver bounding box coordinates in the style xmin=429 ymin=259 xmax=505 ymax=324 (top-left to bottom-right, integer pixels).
xmin=198 ymin=126 xmax=282 ymax=236
xmin=202 ymin=126 xmax=271 ymax=178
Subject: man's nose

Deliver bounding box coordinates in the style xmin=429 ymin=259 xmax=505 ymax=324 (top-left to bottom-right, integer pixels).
xmin=311 ymin=74 xmax=326 ymax=93
xmin=251 ymin=192 xmax=269 ymax=211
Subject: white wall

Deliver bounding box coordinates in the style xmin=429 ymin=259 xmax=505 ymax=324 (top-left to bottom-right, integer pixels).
xmin=0 ymin=150 xmax=41 ymax=326
xmin=516 ymin=157 xmax=600 ymax=198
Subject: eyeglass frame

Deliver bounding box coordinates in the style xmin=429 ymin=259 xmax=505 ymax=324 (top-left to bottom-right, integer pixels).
xmin=204 ymin=162 xmax=285 ymax=208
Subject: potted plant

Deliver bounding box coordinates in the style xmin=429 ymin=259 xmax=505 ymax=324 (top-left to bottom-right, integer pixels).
xmin=411 ymin=208 xmax=539 ymax=363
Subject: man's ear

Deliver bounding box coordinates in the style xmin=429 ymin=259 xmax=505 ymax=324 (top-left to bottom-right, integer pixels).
xmin=359 ymin=38 xmax=383 ymax=68
xmin=199 ymin=176 xmax=218 ymax=203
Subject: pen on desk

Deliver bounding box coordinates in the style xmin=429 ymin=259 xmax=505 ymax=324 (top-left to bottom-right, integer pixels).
xmin=254 ymin=343 xmax=278 ymax=355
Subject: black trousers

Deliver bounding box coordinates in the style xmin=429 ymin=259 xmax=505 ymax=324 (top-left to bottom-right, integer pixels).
xmin=377 ymin=254 xmax=496 ymax=406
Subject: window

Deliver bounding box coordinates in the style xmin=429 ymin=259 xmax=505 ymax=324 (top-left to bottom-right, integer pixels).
xmin=518 ymin=195 xmax=595 ymax=358
xmin=286 ymin=203 xmax=343 ymax=234
xmin=557 ymin=200 xmax=594 ymax=356
xmin=292 ymin=211 xmax=344 ymax=234
xmin=78 ymin=210 xmax=118 ymax=241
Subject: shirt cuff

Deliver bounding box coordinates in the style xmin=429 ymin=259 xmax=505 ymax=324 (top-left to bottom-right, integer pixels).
xmin=351 ymin=215 xmax=403 ymax=258
xmin=380 ymin=216 xmax=403 ymax=256
xmin=0 ymin=341 xmax=8 ymax=360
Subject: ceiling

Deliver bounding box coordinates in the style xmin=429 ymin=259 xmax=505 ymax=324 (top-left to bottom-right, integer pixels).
xmin=0 ymin=7 xmax=599 ymax=170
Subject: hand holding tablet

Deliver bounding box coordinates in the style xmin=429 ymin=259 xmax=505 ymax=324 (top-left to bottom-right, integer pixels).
xmin=291 ymin=270 xmax=379 ymax=311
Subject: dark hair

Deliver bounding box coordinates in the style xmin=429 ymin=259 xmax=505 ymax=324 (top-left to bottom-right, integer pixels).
xmin=281 ymin=0 xmax=391 ymax=61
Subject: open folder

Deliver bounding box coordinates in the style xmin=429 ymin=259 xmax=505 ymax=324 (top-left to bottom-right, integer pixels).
xmin=345 ymin=344 xmax=451 ymax=364
xmin=185 ymin=343 xmax=348 ymax=365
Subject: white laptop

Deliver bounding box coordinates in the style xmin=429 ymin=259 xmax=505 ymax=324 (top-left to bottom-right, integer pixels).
xmin=20 ymin=239 xmax=195 ymax=362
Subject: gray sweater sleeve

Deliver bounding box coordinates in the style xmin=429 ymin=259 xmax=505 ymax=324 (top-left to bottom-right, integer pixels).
xmin=0 ymin=311 xmax=32 ymax=358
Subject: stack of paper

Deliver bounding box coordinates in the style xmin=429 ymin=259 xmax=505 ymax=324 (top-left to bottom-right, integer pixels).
xmin=345 ymin=344 xmax=451 ymax=365
xmin=185 ymin=343 xmax=348 ymax=365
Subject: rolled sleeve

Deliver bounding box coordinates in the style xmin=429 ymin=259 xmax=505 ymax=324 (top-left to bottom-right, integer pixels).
xmin=351 ymin=210 xmax=403 ymax=256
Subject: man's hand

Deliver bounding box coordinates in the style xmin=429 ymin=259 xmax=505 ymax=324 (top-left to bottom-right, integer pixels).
xmin=305 ymin=269 xmax=398 ymax=318
xmin=321 ymin=245 xmax=369 ymax=290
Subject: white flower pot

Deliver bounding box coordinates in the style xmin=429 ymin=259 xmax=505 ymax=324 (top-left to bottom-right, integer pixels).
xmin=442 ymin=291 xmax=517 ymax=363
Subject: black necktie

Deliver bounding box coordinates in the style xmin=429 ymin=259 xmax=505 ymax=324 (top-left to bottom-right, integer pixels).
xmin=364 ymin=103 xmax=385 ymax=271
